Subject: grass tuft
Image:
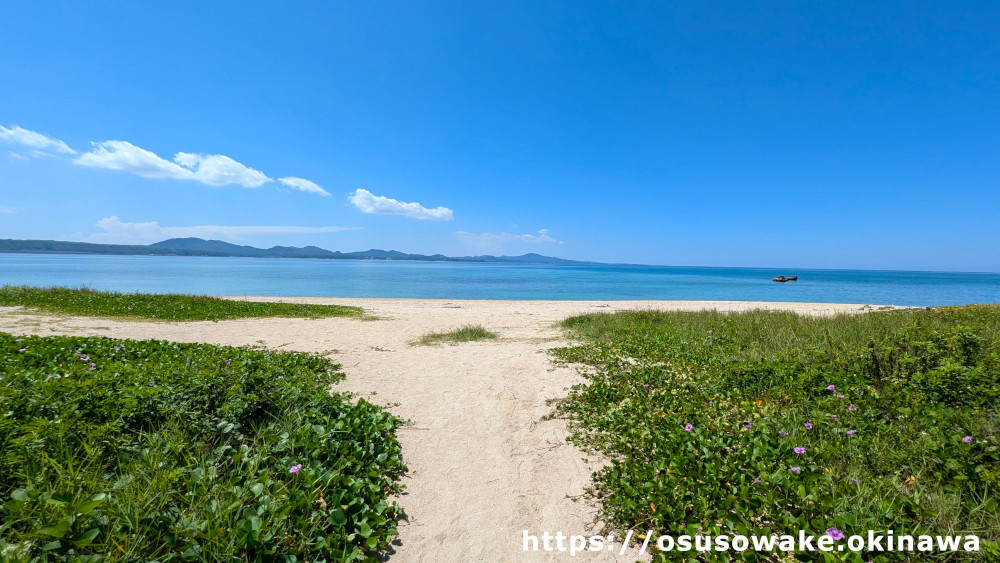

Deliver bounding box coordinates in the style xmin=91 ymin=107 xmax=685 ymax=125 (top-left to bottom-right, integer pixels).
xmin=0 ymin=285 xmax=364 ymax=321
xmin=413 ymin=324 xmax=499 ymax=346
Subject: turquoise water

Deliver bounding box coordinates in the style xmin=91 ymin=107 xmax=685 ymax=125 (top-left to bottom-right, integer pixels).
xmin=1 ymin=253 xmax=998 ymax=305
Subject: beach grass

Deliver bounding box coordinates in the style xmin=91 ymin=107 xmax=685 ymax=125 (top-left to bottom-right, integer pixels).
xmin=413 ymin=324 xmax=499 ymax=346
xmin=0 ymin=285 xmax=364 ymax=321
xmin=554 ymin=305 xmax=1000 ymax=560
xmin=0 ymin=333 xmax=405 ymax=561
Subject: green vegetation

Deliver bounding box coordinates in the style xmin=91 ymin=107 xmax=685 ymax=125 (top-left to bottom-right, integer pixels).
xmin=413 ymin=324 xmax=499 ymax=346
xmin=0 ymin=285 xmax=364 ymax=321
xmin=554 ymin=306 xmax=1000 ymax=561
xmin=0 ymin=333 xmax=405 ymax=562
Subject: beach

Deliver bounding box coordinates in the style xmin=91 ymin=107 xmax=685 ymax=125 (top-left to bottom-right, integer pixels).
xmin=0 ymin=298 xmax=878 ymax=561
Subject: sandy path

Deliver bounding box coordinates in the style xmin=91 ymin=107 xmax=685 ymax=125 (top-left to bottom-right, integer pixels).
xmin=0 ymin=299 xmax=871 ymax=562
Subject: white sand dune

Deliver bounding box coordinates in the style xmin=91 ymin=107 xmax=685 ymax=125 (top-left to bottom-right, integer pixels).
xmin=0 ymin=298 xmax=876 ymax=561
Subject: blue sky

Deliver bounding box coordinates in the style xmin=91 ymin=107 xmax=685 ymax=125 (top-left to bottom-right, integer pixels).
xmin=1 ymin=1 xmax=998 ymax=271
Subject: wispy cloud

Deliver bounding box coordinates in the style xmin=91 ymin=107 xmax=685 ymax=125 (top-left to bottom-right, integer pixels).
xmin=278 ymin=176 xmax=331 ymax=196
xmin=75 ymin=141 xmax=271 ymax=188
xmin=0 ymin=125 xmax=76 ymax=155
xmin=75 ymin=216 xmax=359 ymax=244
xmin=456 ymin=229 xmax=563 ymax=245
xmin=3 ymin=124 xmax=329 ymax=195
xmin=348 ymin=188 xmax=453 ymax=221
xmin=0 ymin=206 xmax=15 ymax=214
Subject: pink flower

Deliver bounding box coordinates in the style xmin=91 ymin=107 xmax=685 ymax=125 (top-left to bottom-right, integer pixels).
xmin=848 ymin=404 xmax=858 ymax=411
xmin=962 ymin=436 xmax=973 ymax=443
xmin=847 ymin=430 xmax=856 ymax=435
xmin=288 ymin=464 xmax=302 ymax=474
xmin=794 ymin=446 xmax=806 ymax=454
xmin=684 ymin=424 xmax=693 ymax=432
xmin=804 ymin=423 xmax=813 ymax=430
xmin=790 ymin=466 xmax=801 ymax=473
xmin=837 ymin=394 xmax=845 ymax=399
xmin=826 ymin=385 xmax=836 ymax=391
xmin=826 ymin=528 xmax=845 ymax=541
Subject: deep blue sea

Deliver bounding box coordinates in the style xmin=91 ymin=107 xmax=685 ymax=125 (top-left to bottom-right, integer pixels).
xmin=1 ymin=253 xmax=998 ymax=306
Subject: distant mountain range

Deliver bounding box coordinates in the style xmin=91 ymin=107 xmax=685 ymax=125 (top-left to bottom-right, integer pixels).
xmin=0 ymin=238 xmax=593 ymax=265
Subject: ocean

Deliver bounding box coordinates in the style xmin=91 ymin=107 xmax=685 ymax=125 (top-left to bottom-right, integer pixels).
xmin=1 ymin=253 xmax=997 ymax=306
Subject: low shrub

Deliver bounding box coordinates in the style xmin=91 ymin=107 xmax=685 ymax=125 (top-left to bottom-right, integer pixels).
xmin=0 ymin=333 xmax=404 ymax=562
xmin=554 ymin=306 xmax=1000 ymax=561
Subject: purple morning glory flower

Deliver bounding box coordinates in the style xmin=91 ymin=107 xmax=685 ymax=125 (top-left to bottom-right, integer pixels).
xmin=826 ymin=385 xmax=836 ymax=391
xmin=831 ymin=415 xmax=837 ymax=419
xmin=962 ymin=436 xmax=973 ymax=443
xmin=804 ymin=423 xmax=813 ymax=430
xmin=794 ymin=446 xmax=806 ymax=454
xmin=826 ymin=528 xmax=845 ymax=540
xmin=837 ymin=394 xmax=845 ymax=399
xmin=708 ymin=330 xmax=713 ymax=334
xmin=851 ymin=478 xmax=859 ymax=484
xmin=848 ymin=404 xmax=858 ymax=411
xmin=89 ymin=363 xmax=96 ymax=369
xmin=752 ymin=477 xmax=760 ymax=484
xmin=642 ymin=384 xmax=649 ymax=388
xmin=847 ymin=430 xmax=856 ymax=435
xmin=18 ymin=348 xmax=26 ymax=353
xmin=288 ymin=464 xmax=302 ymax=474
xmin=684 ymin=424 xmax=693 ymax=432
xmin=80 ymin=355 xmax=90 ymax=361
xmin=779 ymin=431 xmax=788 ymax=437
xmin=790 ymin=466 xmax=801 ymax=473
xmin=743 ymin=424 xmax=752 ymax=430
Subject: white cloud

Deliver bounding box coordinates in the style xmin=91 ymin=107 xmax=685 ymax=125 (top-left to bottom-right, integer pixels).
xmin=78 ymin=216 xmax=358 ymax=244
xmin=0 ymin=125 xmax=76 ymax=155
xmin=0 ymin=206 xmax=15 ymax=214
xmin=456 ymin=229 xmax=563 ymax=245
xmin=348 ymin=188 xmax=453 ymax=221
xmin=174 ymin=152 xmax=271 ymax=187
xmin=75 ymin=141 xmax=192 ymax=179
xmin=278 ymin=176 xmax=331 ymax=196
xmin=8 ymin=151 xmax=28 ymax=161
xmin=75 ymin=141 xmax=271 ymax=188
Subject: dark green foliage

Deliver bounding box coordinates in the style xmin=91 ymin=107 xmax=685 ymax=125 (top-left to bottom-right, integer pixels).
xmin=0 ymin=333 xmax=405 ymax=561
xmin=0 ymin=285 xmax=363 ymax=321
xmin=554 ymin=306 xmax=1000 ymax=561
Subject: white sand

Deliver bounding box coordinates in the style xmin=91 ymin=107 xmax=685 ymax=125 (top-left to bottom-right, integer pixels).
xmin=0 ymin=299 xmax=878 ymax=561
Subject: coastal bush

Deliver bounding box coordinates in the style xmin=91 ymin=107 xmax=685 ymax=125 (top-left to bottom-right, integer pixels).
xmin=0 ymin=333 xmax=405 ymax=562
xmin=554 ymin=306 xmax=1000 ymax=561
xmin=413 ymin=324 xmax=499 ymax=346
xmin=0 ymin=285 xmax=364 ymax=321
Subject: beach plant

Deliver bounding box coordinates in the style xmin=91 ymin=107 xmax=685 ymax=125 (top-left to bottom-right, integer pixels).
xmin=0 ymin=285 xmax=364 ymax=321
xmin=553 ymin=306 xmax=1000 ymax=561
xmin=0 ymin=333 xmax=405 ymax=562
xmin=413 ymin=324 xmax=499 ymax=346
